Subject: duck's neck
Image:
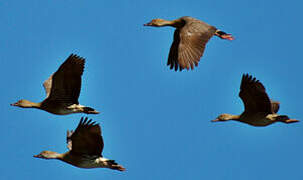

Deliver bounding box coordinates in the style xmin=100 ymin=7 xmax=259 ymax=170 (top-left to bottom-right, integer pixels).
xmin=170 ymin=19 xmax=185 ymax=28
xmin=23 ymin=101 xmax=42 ymax=108
xmin=159 ymin=19 xmax=184 ymax=28
xmin=60 ymin=152 xmax=80 ymax=165
xmin=228 ymin=114 xmax=241 ymax=121
xmin=46 ymin=152 xmax=64 ymax=160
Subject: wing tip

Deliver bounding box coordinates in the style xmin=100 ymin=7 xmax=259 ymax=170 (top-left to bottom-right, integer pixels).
xmin=78 ymin=116 xmax=100 ymax=128
xmin=241 ymin=73 xmax=260 ymax=87
xmin=67 ymin=54 xmax=86 ymax=66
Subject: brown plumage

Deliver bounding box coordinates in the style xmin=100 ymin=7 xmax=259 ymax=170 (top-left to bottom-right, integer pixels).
xmin=213 ymin=74 xmax=299 ymax=126
xmin=67 ymin=117 xmax=103 ymax=156
xmin=144 ymin=16 xmax=234 ymax=71
xmin=34 ymin=117 xmax=125 ymax=171
xmin=11 ymin=54 xmax=99 ymax=115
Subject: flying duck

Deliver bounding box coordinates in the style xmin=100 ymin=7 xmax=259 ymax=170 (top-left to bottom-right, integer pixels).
xmin=11 ymin=54 xmax=99 ymax=115
xmin=34 ymin=117 xmax=125 ymax=171
xmin=144 ymin=16 xmax=234 ymax=71
xmin=212 ymin=74 xmax=299 ymax=126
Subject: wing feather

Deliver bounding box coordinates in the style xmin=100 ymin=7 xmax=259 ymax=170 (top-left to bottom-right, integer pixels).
xmin=239 ymin=74 xmax=272 ymax=116
xmin=69 ymin=117 xmax=104 ymax=156
xmin=167 ymin=19 xmax=216 ymax=71
xmin=43 ymin=54 xmax=85 ymax=105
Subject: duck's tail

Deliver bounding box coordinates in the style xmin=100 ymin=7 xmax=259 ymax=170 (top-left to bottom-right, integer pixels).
xmin=215 ymin=30 xmax=234 ymax=40
xmin=277 ymin=115 xmax=299 ymax=124
xmin=83 ymin=107 xmax=100 ymax=114
xmin=106 ymin=159 xmax=126 ymax=171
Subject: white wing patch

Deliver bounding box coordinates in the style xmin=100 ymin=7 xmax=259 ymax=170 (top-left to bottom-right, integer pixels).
xmin=77 ymin=157 xmax=110 ymax=169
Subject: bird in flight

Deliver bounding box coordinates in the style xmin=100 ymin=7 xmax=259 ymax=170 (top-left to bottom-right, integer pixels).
xmin=212 ymin=74 xmax=299 ymax=126
xmin=34 ymin=117 xmax=125 ymax=171
xmin=11 ymin=54 xmax=99 ymax=115
xmin=144 ymin=16 xmax=234 ymax=71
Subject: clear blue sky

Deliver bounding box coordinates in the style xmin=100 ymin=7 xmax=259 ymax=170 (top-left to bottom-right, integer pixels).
xmin=1 ymin=0 xmax=303 ymax=179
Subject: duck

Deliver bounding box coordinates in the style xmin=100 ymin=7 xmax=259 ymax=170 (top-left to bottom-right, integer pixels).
xmin=212 ymin=74 xmax=299 ymax=126
xmin=144 ymin=16 xmax=234 ymax=71
xmin=11 ymin=54 xmax=99 ymax=115
xmin=34 ymin=117 xmax=125 ymax=171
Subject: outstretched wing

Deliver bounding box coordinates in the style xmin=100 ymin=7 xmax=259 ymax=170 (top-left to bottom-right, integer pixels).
xmin=68 ymin=117 xmax=104 ymax=156
xmin=167 ymin=19 xmax=216 ymax=71
xmin=43 ymin=54 xmax=85 ymax=105
xmin=239 ymin=74 xmax=272 ymax=116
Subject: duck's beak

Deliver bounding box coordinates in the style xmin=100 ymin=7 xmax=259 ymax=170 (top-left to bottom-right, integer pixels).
xmin=10 ymin=102 xmax=17 ymax=106
xmin=211 ymin=118 xmax=220 ymax=122
xmin=33 ymin=154 xmax=41 ymax=158
xmin=143 ymin=22 xmax=151 ymax=26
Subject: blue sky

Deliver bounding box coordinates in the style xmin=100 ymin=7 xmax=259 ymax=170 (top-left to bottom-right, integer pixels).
xmin=1 ymin=0 xmax=303 ymax=179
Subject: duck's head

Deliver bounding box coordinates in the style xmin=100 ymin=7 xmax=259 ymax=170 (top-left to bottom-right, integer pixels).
xmin=11 ymin=99 xmax=35 ymax=108
xmin=33 ymin=151 xmax=61 ymax=159
xmin=212 ymin=114 xmax=235 ymax=122
xmin=144 ymin=19 xmax=169 ymax=27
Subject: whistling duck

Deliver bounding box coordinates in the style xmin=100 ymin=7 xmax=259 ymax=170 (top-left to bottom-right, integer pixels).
xmin=11 ymin=54 xmax=99 ymax=115
xmin=144 ymin=16 xmax=234 ymax=71
xmin=212 ymin=74 xmax=299 ymax=126
xmin=34 ymin=117 xmax=125 ymax=171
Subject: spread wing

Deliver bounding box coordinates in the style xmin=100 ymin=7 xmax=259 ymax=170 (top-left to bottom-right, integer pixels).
xmin=239 ymin=74 xmax=272 ymax=116
xmin=167 ymin=20 xmax=216 ymax=71
xmin=68 ymin=117 xmax=104 ymax=156
xmin=43 ymin=54 xmax=85 ymax=105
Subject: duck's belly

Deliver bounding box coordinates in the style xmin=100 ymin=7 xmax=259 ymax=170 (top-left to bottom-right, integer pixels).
xmin=46 ymin=108 xmax=75 ymax=115
xmin=51 ymin=109 xmax=73 ymax=115
xmin=42 ymin=104 xmax=81 ymax=115
xmin=241 ymin=116 xmax=275 ymax=127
